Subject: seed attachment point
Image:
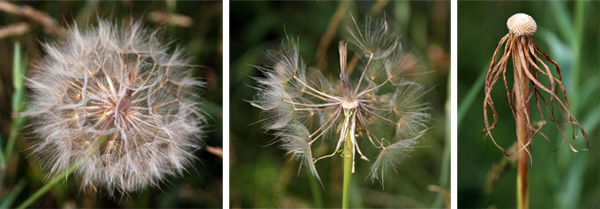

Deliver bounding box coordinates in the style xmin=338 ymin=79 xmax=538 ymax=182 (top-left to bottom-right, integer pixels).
xmin=507 ymin=13 xmax=537 ymax=36
xmin=342 ymin=100 xmax=358 ymax=109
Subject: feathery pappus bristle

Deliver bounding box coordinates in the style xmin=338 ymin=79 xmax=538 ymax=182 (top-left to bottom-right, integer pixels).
xmin=251 ymin=15 xmax=430 ymax=185
xmin=24 ymin=20 xmax=206 ymax=195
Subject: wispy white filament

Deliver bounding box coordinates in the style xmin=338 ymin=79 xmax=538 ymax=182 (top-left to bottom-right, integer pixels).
xmin=25 ymin=20 xmax=206 ymax=195
xmin=252 ymin=16 xmax=430 ymax=184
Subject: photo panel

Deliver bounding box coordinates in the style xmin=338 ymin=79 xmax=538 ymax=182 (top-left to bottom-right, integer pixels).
xmin=230 ymin=1 xmax=449 ymax=208
xmin=0 ymin=1 xmax=223 ymax=208
xmin=457 ymin=1 xmax=600 ymax=208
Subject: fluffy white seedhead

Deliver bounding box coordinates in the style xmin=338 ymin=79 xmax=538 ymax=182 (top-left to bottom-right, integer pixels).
xmin=252 ymin=16 xmax=429 ymax=185
xmin=25 ymin=20 xmax=205 ymax=195
xmin=507 ymin=13 xmax=537 ymax=36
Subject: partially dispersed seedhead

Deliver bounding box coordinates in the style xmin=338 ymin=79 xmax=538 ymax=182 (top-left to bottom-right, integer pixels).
xmin=507 ymin=13 xmax=537 ymax=36
xmin=251 ymin=15 xmax=430 ymax=185
xmin=25 ymin=20 xmax=205 ymax=195
xmin=346 ymin=15 xmax=400 ymax=59
xmin=484 ymin=13 xmax=588 ymax=160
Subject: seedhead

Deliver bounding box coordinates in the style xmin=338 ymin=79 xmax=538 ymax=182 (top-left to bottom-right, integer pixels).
xmin=251 ymin=16 xmax=430 ymax=184
xmin=25 ymin=20 xmax=205 ymax=195
xmin=507 ymin=13 xmax=537 ymax=36
xmin=484 ymin=13 xmax=589 ymax=160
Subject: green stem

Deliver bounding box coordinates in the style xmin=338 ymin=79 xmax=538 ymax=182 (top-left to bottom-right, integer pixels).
xmin=16 ymin=160 xmax=82 ymax=209
xmin=342 ymin=132 xmax=352 ymax=209
xmin=308 ymin=168 xmax=323 ymax=208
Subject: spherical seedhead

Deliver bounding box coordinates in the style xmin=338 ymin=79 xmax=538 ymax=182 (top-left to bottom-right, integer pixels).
xmin=507 ymin=13 xmax=537 ymax=36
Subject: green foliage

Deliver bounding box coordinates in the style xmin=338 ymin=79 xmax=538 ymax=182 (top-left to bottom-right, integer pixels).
xmin=0 ymin=180 xmax=25 ymax=208
xmin=4 ymin=42 xmax=27 ymax=162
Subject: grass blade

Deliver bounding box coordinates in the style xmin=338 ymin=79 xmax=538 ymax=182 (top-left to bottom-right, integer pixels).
xmin=307 ymin=169 xmax=323 ymax=208
xmin=16 ymin=159 xmax=82 ymax=209
xmin=0 ymin=180 xmax=26 ymax=208
xmin=457 ymin=65 xmax=487 ymax=127
xmin=5 ymin=42 xmax=27 ymax=160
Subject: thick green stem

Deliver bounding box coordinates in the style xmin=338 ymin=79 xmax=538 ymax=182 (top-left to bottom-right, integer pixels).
xmin=342 ymin=131 xmax=352 ymax=209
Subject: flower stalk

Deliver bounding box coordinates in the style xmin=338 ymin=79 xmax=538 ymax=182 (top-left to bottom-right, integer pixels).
xmin=342 ymin=129 xmax=353 ymax=209
xmin=514 ymin=48 xmax=530 ymax=209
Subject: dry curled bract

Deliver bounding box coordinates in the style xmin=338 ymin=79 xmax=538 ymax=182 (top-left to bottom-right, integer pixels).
xmin=25 ymin=20 xmax=205 ymax=195
xmin=483 ymin=13 xmax=589 ymax=159
xmin=251 ymin=16 xmax=430 ymax=184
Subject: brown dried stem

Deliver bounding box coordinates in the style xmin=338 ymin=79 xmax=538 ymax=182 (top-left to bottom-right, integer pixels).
xmin=0 ymin=2 xmax=64 ymax=35
xmin=513 ymin=36 xmax=530 ymax=209
xmin=205 ymin=146 xmax=223 ymax=158
xmin=147 ymin=11 xmax=193 ymax=28
xmin=315 ymin=1 xmax=350 ymax=71
xmin=0 ymin=22 xmax=30 ymax=39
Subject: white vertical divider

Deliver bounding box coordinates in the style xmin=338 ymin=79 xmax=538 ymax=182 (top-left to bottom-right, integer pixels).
xmin=223 ymin=0 xmax=230 ymax=208
xmin=450 ymin=0 xmax=457 ymax=208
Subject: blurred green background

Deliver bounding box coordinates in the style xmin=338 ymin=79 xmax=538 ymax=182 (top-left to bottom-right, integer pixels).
xmin=0 ymin=1 xmax=222 ymax=208
xmin=458 ymin=1 xmax=600 ymax=208
xmin=230 ymin=1 xmax=449 ymax=208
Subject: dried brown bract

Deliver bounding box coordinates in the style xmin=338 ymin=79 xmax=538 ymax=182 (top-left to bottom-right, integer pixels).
xmin=483 ymin=13 xmax=589 ymax=159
